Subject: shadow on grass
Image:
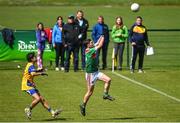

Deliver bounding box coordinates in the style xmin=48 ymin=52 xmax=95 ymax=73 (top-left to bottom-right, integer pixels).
xmin=87 ymin=116 xmax=156 ymax=121
xmin=42 ymin=117 xmax=74 ymax=121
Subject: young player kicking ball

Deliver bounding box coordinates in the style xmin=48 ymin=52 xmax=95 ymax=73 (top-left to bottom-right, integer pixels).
xmin=21 ymin=52 xmax=61 ymax=119
xmin=80 ymin=36 xmax=115 ymax=116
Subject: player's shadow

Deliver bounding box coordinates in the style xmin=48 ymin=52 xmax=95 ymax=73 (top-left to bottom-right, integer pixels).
xmin=42 ymin=117 xmax=74 ymax=121
xmin=110 ymin=116 xmax=156 ymax=120
xmin=87 ymin=116 xmax=156 ymax=121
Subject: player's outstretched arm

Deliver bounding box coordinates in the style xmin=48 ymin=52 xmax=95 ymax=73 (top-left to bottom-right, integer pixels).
xmin=95 ymin=35 xmax=104 ymax=50
xmin=31 ymin=72 xmax=48 ymax=76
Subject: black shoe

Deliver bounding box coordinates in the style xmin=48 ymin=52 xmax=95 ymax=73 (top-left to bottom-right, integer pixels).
xmin=79 ymin=104 xmax=86 ymax=116
xmin=65 ymin=69 xmax=69 ymax=73
xmin=103 ymin=95 xmax=115 ymax=101
xmin=102 ymin=65 xmax=107 ymax=70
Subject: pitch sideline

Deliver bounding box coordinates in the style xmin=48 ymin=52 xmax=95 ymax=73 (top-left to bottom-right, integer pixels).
xmin=111 ymin=71 xmax=180 ymax=103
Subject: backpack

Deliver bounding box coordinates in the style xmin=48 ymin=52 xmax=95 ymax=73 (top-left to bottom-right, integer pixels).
xmin=44 ymin=28 xmax=52 ymax=44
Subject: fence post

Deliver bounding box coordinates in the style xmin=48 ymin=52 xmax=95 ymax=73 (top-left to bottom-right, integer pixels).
xmin=127 ymin=39 xmax=130 ymax=69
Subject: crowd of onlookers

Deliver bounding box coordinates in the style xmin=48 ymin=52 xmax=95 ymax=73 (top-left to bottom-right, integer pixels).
xmin=36 ymin=10 xmax=150 ymax=73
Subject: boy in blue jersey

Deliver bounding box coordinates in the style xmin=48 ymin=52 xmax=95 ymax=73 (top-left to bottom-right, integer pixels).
xmin=21 ymin=52 xmax=61 ymax=119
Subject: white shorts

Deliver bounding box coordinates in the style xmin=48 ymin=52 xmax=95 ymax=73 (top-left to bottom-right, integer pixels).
xmin=85 ymin=71 xmax=103 ymax=86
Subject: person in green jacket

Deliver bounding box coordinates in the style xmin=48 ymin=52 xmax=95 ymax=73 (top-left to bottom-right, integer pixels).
xmin=111 ymin=16 xmax=128 ymax=70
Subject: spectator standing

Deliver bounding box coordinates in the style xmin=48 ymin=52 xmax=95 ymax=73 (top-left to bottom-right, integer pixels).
xmin=75 ymin=10 xmax=89 ymax=71
xmin=111 ymin=16 xmax=128 ymax=70
xmin=52 ymin=16 xmax=65 ymax=71
xmin=63 ymin=15 xmax=81 ymax=72
xmin=92 ymin=16 xmax=109 ymax=69
xmin=129 ymin=16 xmax=150 ymax=73
xmin=36 ymin=22 xmax=47 ymax=70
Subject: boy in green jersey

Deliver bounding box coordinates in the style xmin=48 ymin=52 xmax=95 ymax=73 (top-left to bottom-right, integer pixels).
xmin=80 ymin=36 xmax=115 ymax=116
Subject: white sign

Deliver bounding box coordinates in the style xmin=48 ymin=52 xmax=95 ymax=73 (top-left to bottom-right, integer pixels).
xmin=146 ymin=47 xmax=154 ymax=56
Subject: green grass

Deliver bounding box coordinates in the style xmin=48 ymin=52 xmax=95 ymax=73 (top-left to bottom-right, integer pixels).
xmin=0 ymin=69 xmax=180 ymax=122
xmin=0 ymin=0 xmax=180 ymax=6
xmin=1 ymin=6 xmax=180 ymax=30
xmin=0 ymin=5 xmax=180 ymax=122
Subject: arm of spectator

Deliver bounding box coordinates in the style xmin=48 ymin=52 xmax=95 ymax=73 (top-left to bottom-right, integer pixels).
xmin=111 ymin=26 xmax=117 ymax=39
xmin=62 ymin=27 xmax=67 ymax=47
xmin=129 ymin=25 xmax=137 ymax=46
xmin=52 ymin=26 xmax=56 ymax=47
xmin=44 ymin=30 xmax=48 ymax=40
xmin=122 ymin=26 xmax=129 ymax=38
xmin=36 ymin=30 xmax=41 ymax=43
xmin=82 ymin=20 xmax=89 ymax=36
xmin=106 ymin=25 xmax=110 ymax=42
xmin=145 ymin=29 xmax=150 ymax=46
xmin=91 ymin=25 xmax=96 ymax=42
xmin=128 ymin=25 xmax=133 ymax=43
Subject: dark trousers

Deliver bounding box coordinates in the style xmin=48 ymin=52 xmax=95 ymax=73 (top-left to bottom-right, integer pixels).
xmin=65 ymin=45 xmax=79 ymax=71
xmin=131 ymin=45 xmax=145 ymax=70
xmin=114 ymin=42 xmax=125 ymax=68
xmin=80 ymin=43 xmax=86 ymax=70
xmin=55 ymin=43 xmax=65 ymax=67
xmin=96 ymin=42 xmax=109 ymax=68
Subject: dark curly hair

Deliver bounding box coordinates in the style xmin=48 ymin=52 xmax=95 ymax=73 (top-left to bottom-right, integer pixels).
xmin=26 ymin=52 xmax=35 ymax=62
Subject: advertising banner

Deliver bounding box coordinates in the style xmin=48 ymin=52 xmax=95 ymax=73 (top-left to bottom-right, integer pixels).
xmin=0 ymin=30 xmax=55 ymax=61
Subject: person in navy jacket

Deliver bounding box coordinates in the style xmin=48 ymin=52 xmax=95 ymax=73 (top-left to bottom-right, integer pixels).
xmin=129 ymin=16 xmax=151 ymax=73
xmin=52 ymin=16 xmax=65 ymax=71
xmin=92 ymin=16 xmax=109 ymax=69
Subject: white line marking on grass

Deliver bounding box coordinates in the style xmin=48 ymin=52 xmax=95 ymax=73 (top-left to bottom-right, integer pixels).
xmin=112 ymin=72 xmax=180 ymax=103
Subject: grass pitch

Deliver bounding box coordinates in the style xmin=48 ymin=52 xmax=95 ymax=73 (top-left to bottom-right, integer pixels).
xmin=0 ymin=68 xmax=180 ymax=122
xmin=0 ymin=5 xmax=180 ymax=122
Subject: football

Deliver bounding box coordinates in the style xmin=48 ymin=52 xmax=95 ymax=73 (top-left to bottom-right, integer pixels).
xmin=131 ymin=3 xmax=140 ymax=12
xmin=17 ymin=65 xmax=21 ymax=69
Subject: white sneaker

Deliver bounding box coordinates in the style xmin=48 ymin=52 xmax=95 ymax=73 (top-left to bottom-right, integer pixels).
xmin=55 ymin=67 xmax=59 ymax=71
xmin=61 ymin=67 xmax=65 ymax=71
xmin=24 ymin=107 xmax=31 ymax=119
xmin=51 ymin=109 xmax=62 ymax=118
xmin=138 ymin=69 xmax=144 ymax=73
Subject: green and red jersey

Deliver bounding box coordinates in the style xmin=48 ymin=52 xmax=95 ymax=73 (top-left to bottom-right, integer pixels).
xmin=85 ymin=47 xmax=98 ymax=73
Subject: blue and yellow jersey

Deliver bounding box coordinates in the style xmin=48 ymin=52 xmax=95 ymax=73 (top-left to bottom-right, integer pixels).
xmin=21 ymin=62 xmax=36 ymax=91
xmin=129 ymin=23 xmax=150 ymax=46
